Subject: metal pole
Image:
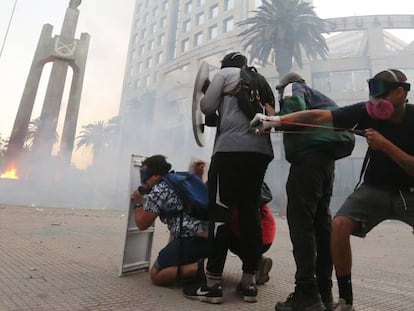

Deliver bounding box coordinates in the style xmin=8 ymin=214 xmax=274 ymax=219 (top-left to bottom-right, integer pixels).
xmin=0 ymin=0 xmax=18 ymax=59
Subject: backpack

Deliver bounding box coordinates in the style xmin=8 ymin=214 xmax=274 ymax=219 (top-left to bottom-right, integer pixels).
xmin=162 ymin=171 xmax=209 ymax=221
xmin=227 ymin=66 xmax=275 ymax=120
xmin=278 ymin=82 xmax=355 ymax=162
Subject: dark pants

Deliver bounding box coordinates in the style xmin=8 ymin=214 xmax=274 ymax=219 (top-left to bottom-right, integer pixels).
xmin=206 ymin=152 xmax=271 ymax=275
xmin=286 ymin=152 xmax=334 ymax=295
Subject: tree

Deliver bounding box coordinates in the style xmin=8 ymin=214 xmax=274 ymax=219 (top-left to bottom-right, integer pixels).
xmin=24 ymin=117 xmax=60 ymax=150
xmin=75 ymin=117 xmax=120 ymax=166
xmin=238 ymin=0 xmax=329 ymax=78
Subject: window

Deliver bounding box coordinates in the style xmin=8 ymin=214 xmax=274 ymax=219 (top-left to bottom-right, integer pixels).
xmin=146 ymin=57 xmax=152 ymax=69
xmin=141 ymin=29 xmax=147 ymax=39
xmin=183 ymin=19 xmax=191 ymax=33
xmin=153 ymin=71 xmax=159 ymax=83
xmin=184 ymin=1 xmax=192 ymax=14
xmin=156 ymin=52 xmax=163 ymax=64
xmin=150 ymin=23 xmax=156 ymax=34
xmin=160 ymin=16 xmax=167 ymax=28
xmin=153 ymin=7 xmax=158 ymax=17
xmin=210 ymin=4 xmax=219 ymax=19
xmin=136 ymin=79 xmax=141 ymax=88
xmin=197 ymin=0 xmax=205 ymax=6
xmin=194 ymin=32 xmax=203 ymax=46
xmin=181 ymin=38 xmax=190 ymax=52
xmin=138 ymin=45 xmax=144 ymax=56
xmin=162 ymin=0 xmax=168 ymax=10
xmin=158 ymin=33 xmax=165 ymax=46
xmin=137 ymin=62 xmax=143 ymax=72
xmin=208 ymin=24 xmax=218 ymax=39
xmin=223 ymin=17 xmax=234 ymax=32
xmin=224 ymin=0 xmax=233 ymax=11
xmin=143 ymin=13 xmax=149 ymax=23
xmin=196 ymin=12 xmax=204 ymax=25
xmin=148 ymin=40 xmax=154 ymax=50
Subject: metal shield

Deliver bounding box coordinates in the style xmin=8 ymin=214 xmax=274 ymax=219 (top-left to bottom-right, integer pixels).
xmin=192 ymin=61 xmax=210 ymax=147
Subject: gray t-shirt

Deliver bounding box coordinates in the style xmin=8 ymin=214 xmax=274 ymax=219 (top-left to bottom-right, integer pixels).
xmin=201 ymin=67 xmax=274 ymax=157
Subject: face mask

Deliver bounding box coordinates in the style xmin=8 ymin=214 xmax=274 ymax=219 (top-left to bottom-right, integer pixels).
xmin=365 ymin=99 xmax=394 ymax=120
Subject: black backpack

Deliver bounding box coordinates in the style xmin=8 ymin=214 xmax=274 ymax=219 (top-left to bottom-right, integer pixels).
xmin=228 ymin=66 xmax=275 ymax=120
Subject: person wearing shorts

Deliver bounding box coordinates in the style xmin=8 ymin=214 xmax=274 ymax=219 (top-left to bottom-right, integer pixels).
xmin=133 ymin=155 xmax=208 ymax=286
xmin=252 ymin=68 xmax=414 ymax=310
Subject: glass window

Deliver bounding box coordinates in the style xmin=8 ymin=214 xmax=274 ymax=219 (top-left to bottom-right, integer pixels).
xmin=138 ymin=45 xmax=144 ymax=56
xmin=150 ymin=23 xmax=156 ymax=34
xmin=223 ymin=17 xmax=234 ymax=32
xmin=196 ymin=12 xmax=204 ymax=25
xmin=153 ymin=7 xmax=158 ymax=17
xmin=146 ymin=57 xmax=152 ymax=69
xmin=160 ymin=16 xmax=167 ymax=28
xmin=143 ymin=13 xmax=149 ymax=23
xmin=197 ymin=0 xmax=205 ymax=6
xmin=194 ymin=32 xmax=203 ymax=46
xmin=162 ymin=0 xmax=168 ymax=10
xmin=153 ymin=71 xmax=159 ymax=83
xmin=185 ymin=1 xmax=192 ymax=14
xmin=209 ymin=24 xmax=218 ymax=39
xmin=210 ymin=4 xmax=219 ymax=19
xmin=183 ymin=19 xmax=191 ymax=33
xmin=141 ymin=29 xmax=147 ymax=39
xmin=182 ymin=38 xmax=190 ymax=52
xmin=138 ymin=62 xmax=143 ymax=72
xmin=158 ymin=33 xmax=165 ymax=46
xmin=148 ymin=40 xmax=154 ymax=50
xmin=224 ymin=0 xmax=234 ymax=11
xmin=312 ymin=72 xmax=331 ymax=94
xmin=156 ymin=52 xmax=163 ymax=64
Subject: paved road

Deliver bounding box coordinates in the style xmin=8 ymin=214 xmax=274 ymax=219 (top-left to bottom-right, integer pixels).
xmin=0 ymin=205 xmax=412 ymax=310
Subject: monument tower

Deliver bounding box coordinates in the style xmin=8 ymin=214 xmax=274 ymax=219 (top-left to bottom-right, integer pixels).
xmin=5 ymin=0 xmax=90 ymax=175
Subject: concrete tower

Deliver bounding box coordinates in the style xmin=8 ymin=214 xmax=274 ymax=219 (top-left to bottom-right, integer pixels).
xmin=5 ymin=0 xmax=90 ymax=175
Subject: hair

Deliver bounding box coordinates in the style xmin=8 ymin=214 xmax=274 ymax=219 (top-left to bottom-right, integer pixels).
xmin=373 ymin=69 xmax=407 ymax=83
xmin=142 ymin=154 xmax=171 ymax=176
xmin=220 ymin=52 xmax=247 ymax=69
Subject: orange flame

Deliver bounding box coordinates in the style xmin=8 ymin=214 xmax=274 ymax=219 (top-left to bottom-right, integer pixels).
xmin=1 ymin=167 xmax=19 ymax=179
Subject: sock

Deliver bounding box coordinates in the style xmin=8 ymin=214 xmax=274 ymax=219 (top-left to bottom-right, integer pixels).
xmin=241 ymin=272 xmax=256 ymax=287
xmin=337 ymin=274 xmax=353 ymax=305
xmin=205 ymin=270 xmax=222 ymax=288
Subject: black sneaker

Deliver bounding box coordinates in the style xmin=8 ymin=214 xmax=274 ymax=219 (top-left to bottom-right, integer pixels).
xmin=236 ymin=283 xmax=258 ymax=303
xmin=256 ymin=256 xmax=273 ymax=285
xmin=275 ymin=292 xmax=326 ymax=311
xmin=183 ymin=282 xmax=223 ymax=304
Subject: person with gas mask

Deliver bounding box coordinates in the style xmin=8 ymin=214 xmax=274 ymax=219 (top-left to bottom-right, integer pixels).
xmin=133 ymin=154 xmax=208 ymax=286
xmin=251 ymin=69 xmax=414 ymax=311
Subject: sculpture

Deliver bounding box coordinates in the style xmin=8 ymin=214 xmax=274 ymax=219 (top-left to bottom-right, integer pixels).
xmin=69 ymin=0 xmax=81 ymax=9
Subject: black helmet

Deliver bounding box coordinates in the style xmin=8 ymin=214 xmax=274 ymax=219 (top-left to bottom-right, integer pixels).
xmin=221 ymin=52 xmax=247 ymax=69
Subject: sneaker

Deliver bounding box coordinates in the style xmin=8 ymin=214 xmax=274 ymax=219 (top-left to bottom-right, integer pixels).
xmin=182 ymin=258 xmax=206 ymax=285
xmin=256 ymin=256 xmax=273 ymax=285
xmin=236 ymin=283 xmax=258 ymax=303
xmin=333 ymin=299 xmax=354 ymax=311
xmin=320 ymin=290 xmax=334 ymax=311
xmin=183 ymin=282 xmax=223 ymax=304
xmin=275 ymin=292 xmax=326 ymax=311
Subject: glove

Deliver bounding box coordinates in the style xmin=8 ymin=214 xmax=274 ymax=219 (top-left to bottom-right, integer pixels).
xmin=250 ymin=113 xmax=281 ymax=132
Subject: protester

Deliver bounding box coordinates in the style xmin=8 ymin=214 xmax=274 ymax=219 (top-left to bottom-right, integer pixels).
xmin=252 ymin=69 xmax=414 ymax=311
xmin=271 ymin=72 xmax=352 ymax=311
xmin=133 ymin=154 xmax=208 ymax=286
xmin=183 ymin=52 xmax=275 ymax=303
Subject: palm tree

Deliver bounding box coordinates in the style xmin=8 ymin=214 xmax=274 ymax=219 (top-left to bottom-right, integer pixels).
xmin=238 ymin=0 xmax=329 ymax=78
xmin=75 ymin=117 xmax=120 ymax=166
xmin=24 ymin=117 xmax=60 ymax=150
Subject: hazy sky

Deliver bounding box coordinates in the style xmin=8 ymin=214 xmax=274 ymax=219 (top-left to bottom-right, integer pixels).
xmin=0 ymin=0 xmax=413 ymax=168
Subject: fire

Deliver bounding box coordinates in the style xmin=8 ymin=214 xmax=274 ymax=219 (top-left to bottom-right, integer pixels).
xmin=0 ymin=167 xmax=19 ymax=179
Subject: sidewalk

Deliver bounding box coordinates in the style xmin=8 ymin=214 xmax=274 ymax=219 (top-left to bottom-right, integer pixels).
xmin=0 ymin=205 xmax=412 ymax=310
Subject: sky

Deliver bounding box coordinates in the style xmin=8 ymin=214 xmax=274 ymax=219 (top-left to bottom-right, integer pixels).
xmin=0 ymin=0 xmax=413 ymax=169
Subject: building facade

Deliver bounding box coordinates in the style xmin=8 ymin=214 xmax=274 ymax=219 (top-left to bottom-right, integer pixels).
xmin=118 ymin=0 xmax=414 ymax=212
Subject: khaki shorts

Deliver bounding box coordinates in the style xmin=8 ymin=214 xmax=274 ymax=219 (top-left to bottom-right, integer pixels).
xmin=335 ymin=184 xmax=414 ymax=237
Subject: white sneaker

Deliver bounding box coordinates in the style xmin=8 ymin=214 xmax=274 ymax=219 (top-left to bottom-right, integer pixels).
xmin=333 ymin=298 xmax=354 ymax=311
